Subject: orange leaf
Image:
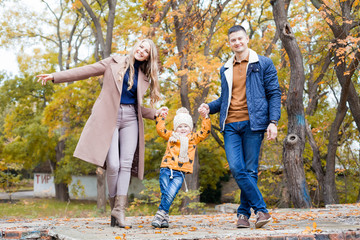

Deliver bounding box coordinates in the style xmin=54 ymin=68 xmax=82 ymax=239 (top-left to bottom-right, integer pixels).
xmin=313 ymin=222 xmax=317 ymax=229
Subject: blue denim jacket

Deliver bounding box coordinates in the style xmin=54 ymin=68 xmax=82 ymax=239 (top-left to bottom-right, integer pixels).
xmin=208 ymin=49 xmax=281 ymax=132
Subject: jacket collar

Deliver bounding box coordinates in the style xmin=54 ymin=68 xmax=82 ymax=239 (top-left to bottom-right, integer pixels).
xmin=223 ymin=49 xmax=259 ymax=108
xmin=224 ymin=48 xmax=259 ymax=69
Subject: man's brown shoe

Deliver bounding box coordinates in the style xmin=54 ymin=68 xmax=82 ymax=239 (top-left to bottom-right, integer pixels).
xmin=236 ymin=214 xmax=250 ymax=228
xmin=255 ymin=212 xmax=272 ymax=228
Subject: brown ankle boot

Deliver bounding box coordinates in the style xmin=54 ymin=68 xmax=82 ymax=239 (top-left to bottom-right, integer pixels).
xmin=109 ymin=197 xmax=117 ymax=227
xmin=111 ymin=195 xmax=132 ymax=228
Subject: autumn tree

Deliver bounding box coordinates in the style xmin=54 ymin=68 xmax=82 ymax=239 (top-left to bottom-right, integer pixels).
xmin=271 ymin=0 xmax=312 ymax=208
xmin=0 ymin=0 xmax=96 ymax=201
xmin=310 ymin=0 xmax=360 ymax=204
xmin=141 ymin=0 xmax=247 ymax=207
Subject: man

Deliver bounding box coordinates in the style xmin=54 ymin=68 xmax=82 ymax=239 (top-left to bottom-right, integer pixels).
xmin=199 ymin=25 xmax=281 ymax=228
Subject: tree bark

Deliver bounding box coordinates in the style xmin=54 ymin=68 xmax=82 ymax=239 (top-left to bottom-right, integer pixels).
xmin=96 ymin=167 xmax=106 ymax=213
xmin=271 ymin=0 xmax=311 ymax=208
xmin=305 ymin=120 xmax=324 ymax=205
xmin=54 ymin=139 xmax=70 ymax=201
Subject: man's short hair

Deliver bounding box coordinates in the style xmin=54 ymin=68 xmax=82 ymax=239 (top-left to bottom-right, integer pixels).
xmin=228 ymin=25 xmax=247 ymax=37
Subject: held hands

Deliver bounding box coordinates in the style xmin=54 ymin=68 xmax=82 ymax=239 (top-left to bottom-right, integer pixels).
xmin=198 ymin=103 xmax=209 ymax=118
xmin=266 ymin=123 xmax=277 ymax=140
xmin=156 ymin=106 xmax=169 ymax=118
xmin=36 ymin=74 xmax=54 ymax=85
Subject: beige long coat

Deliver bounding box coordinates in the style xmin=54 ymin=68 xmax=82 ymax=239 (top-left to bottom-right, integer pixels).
xmin=52 ymin=55 xmax=156 ymax=180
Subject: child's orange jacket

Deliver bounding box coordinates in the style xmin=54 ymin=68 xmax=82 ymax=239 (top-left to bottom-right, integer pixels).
xmin=155 ymin=116 xmax=211 ymax=173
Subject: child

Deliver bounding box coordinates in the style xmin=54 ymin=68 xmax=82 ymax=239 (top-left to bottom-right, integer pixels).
xmin=151 ymin=107 xmax=211 ymax=228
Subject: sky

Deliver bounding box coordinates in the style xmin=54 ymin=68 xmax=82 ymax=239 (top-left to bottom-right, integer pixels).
xmin=0 ymin=0 xmax=47 ymax=75
xmin=0 ymin=49 xmax=18 ymax=75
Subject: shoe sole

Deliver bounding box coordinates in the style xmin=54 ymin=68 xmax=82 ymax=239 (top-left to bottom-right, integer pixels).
xmin=236 ymin=224 xmax=250 ymax=228
xmin=152 ymin=223 xmax=161 ymax=228
xmin=255 ymin=218 xmax=272 ymax=228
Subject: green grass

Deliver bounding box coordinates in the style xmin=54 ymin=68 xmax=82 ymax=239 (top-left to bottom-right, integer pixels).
xmin=0 ymin=198 xmax=110 ymax=219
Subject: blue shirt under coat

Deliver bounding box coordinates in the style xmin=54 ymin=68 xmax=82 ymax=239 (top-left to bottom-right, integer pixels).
xmin=120 ymin=60 xmax=142 ymax=104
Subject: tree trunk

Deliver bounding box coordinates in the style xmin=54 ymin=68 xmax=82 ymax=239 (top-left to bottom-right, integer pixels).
xmin=323 ymin=53 xmax=351 ymax=204
xmin=55 ymin=182 xmax=69 ymax=201
xmin=96 ymin=167 xmax=106 ymax=213
xmin=54 ymin=139 xmax=69 ymax=201
xmin=305 ymin=121 xmax=325 ymax=205
xmin=271 ymin=0 xmax=311 ymax=208
xmin=182 ymin=151 xmax=200 ymax=212
xmin=337 ymin=78 xmax=360 ymax=132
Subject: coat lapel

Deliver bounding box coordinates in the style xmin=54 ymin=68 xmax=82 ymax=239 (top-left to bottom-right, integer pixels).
xmin=137 ymin=70 xmax=149 ymax=105
xmin=110 ymin=55 xmax=126 ymax=94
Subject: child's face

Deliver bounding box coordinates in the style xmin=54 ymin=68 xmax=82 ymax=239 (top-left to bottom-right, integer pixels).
xmin=175 ymin=123 xmax=191 ymax=136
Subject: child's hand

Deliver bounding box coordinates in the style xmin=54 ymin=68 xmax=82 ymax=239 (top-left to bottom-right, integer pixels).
xmin=198 ymin=103 xmax=209 ymax=118
xmin=156 ymin=106 xmax=169 ymax=118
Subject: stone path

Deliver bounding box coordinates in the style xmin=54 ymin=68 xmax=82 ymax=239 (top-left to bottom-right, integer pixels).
xmin=1 ymin=204 xmax=360 ymax=239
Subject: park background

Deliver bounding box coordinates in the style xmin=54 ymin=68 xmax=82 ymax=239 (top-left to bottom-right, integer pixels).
xmin=0 ymin=0 xmax=359 ymax=218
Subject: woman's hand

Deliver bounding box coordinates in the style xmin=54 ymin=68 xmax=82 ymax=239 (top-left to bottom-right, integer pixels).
xmin=156 ymin=107 xmax=169 ymax=118
xmin=36 ymin=74 xmax=54 ymax=85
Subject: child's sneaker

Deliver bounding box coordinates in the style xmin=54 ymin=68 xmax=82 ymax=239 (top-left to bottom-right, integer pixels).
xmin=151 ymin=210 xmax=166 ymax=228
xmin=161 ymin=212 xmax=169 ymax=228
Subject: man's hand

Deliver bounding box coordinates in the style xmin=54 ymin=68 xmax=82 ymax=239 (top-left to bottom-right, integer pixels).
xmin=266 ymin=123 xmax=277 ymax=140
xmin=198 ymin=103 xmax=209 ymax=117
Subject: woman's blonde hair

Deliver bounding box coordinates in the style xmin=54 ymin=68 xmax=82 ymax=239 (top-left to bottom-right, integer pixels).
xmin=118 ymin=39 xmax=161 ymax=106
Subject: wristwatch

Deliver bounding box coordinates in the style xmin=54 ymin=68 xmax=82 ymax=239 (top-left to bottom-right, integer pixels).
xmin=270 ymin=120 xmax=278 ymax=126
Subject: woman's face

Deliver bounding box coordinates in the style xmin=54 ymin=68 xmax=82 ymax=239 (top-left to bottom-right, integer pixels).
xmin=134 ymin=41 xmax=151 ymax=61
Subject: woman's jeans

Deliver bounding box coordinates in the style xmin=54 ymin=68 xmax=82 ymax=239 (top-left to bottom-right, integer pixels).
xmin=106 ymin=104 xmax=138 ymax=197
xmin=223 ymin=120 xmax=268 ymax=218
xmin=158 ymin=168 xmax=184 ymax=213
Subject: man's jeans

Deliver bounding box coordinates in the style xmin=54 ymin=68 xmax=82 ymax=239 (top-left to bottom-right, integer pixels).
xmin=158 ymin=168 xmax=184 ymax=213
xmin=224 ymin=121 xmax=268 ymax=218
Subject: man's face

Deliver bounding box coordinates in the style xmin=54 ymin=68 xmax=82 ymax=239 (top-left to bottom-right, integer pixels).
xmin=229 ymin=30 xmax=249 ymax=54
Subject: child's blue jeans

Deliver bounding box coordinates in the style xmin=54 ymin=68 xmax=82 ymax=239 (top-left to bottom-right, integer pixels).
xmin=158 ymin=168 xmax=184 ymax=213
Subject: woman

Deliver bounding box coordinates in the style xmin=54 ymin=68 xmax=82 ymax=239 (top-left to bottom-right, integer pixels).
xmin=37 ymin=39 xmax=168 ymax=228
